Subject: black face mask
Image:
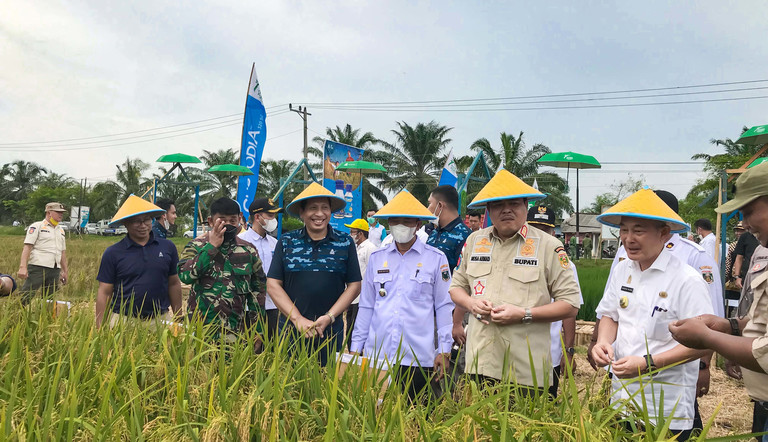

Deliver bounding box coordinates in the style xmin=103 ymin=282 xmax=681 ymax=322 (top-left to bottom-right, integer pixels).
xmin=223 ymin=224 xmax=238 ymax=242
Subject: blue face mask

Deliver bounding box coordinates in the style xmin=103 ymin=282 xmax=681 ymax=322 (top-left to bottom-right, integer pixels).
xmin=367 ymin=217 xmax=377 ymax=226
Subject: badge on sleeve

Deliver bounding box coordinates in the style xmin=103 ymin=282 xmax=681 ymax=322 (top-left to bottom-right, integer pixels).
xmin=700 ymin=266 xmax=714 ymax=284
xmin=555 ymin=246 xmax=569 ymax=269
xmin=441 ymin=264 xmax=450 ymax=281
xmin=28 ymin=227 xmax=36 ymax=234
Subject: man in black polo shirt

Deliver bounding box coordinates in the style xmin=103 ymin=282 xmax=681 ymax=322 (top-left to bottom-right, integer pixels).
xmin=267 ymin=182 xmax=362 ymax=366
xmin=95 ymin=195 xmax=182 ymax=328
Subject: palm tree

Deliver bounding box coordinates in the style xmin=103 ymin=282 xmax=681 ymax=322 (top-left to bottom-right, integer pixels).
xmin=311 ymin=124 xmax=388 ymax=211
xmin=470 ymin=132 xmax=572 ymax=218
xmin=115 ymin=157 xmax=151 ymax=200
xmin=258 ymin=159 xmax=303 ymax=203
xmin=377 ymin=121 xmax=453 ymax=204
xmin=200 ymin=148 xmax=240 ymax=199
xmin=0 ymin=160 xmax=48 ymax=201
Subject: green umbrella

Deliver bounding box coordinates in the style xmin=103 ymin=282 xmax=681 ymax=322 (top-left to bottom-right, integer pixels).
xmin=207 ymin=164 xmax=254 ymax=176
xmin=537 ymin=151 xmax=601 ymax=260
xmin=748 ymin=157 xmax=768 ymax=169
xmin=157 ymin=153 xmax=202 ymax=163
xmin=735 ymin=124 xmax=768 ymax=146
xmin=335 ymin=160 xmax=387 ymax=174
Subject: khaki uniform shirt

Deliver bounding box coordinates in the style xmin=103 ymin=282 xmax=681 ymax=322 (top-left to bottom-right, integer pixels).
xmin=450 ymin=224 xmax=581 ymax=386
xmin=24 ymin=220 xmax=66 ymax=268
xmin=740 ymin=246 xmax=768 ymax=401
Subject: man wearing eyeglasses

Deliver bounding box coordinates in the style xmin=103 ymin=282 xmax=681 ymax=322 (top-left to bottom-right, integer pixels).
xmin=95 ymin=196 xmax=182 ymax=328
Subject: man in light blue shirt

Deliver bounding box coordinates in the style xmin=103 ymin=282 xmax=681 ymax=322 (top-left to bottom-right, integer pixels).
xmin=351 ymin=191 xmax=454 ymax=401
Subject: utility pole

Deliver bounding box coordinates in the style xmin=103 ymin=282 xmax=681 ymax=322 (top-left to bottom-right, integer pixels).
xmin=289 ymin=104 xmax=311 ymax=181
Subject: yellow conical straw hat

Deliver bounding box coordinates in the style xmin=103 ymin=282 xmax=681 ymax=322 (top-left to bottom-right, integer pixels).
xmin=286 ymin=182 xmax=346 ymax=217
xmin=468 ymin=169 xmax=545 ymax=208
xmin=597 ymin=188 xmax=689 ymax=233
xmin=374 ymin=190 xmax=436 ymax=219
xmin=110 ymin=195 xmax=165 ymax=226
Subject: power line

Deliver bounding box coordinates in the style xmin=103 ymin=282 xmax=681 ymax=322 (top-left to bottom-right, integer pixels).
xmin=299 ymin=79 xmax=768 ymax=105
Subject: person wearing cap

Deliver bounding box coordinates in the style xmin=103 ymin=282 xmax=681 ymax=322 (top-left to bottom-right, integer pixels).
xmin=527 ymin=205 xmax=584 ymax=398
xmin=669 ymin=162 xmax=768 ymax=439
xmin=267 ymin=183 xmax=362 ymax=366
xmin=350 ymin=191 xmax=454 ymax=401
xmin=238 ymin=197 xmax=283 ymax=338
xmin=344 ymin=218 xmax=378 ymax=338
xmin=591 ymin=188 xmax=713 ymax=440
xmin=152 ymin=198 xmax=177 ymax=239
xmin=17 ymin=202 xmax=69 ymax=302
xmin=95 ymin=195 xmax=183 ymax=328
xmin=449 ymin=170 xmax=581 ymax=393
xmin=178 ymin=197 xmax=266 ymax=341
xmin=0 ymin=274 xmax=17 ymax=297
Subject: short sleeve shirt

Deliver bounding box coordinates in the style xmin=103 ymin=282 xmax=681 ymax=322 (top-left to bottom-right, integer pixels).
xmin=268 ymin=227 xmax=361 ymax=321
xmin=24 ymin=220 xmax=66 ymax=268
xmin=735 ymin=233 xmax=761 ymax=278
xmin=97 ymin=233 xmax=179 ymax=318
xmin=741 ymin=246 xmax=768 ymax=401
xmin=427 ymin=216 xmax=472 ymax=273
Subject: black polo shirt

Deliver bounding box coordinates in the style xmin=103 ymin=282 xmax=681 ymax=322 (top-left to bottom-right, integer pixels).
xmin=97 ymin=232 xmax=179 ymax=318
xmin=268 ymin=226 xmax=361 ymax=321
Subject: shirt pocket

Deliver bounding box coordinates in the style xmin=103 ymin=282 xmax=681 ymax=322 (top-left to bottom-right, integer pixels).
xmin=408 ymin=272 xmax=434 ymax=303
xmin=373 ymin=272 xmax=393 ymax=298
xmin=466 ymin=263 xmax=492 ymax=298
xmin=507 ymin=268 xmax=541 ymax=308
xmin=230 ymin=261 xmax=253 ymax=295
xmin=645 ymin=305 xmax=674 ymax=341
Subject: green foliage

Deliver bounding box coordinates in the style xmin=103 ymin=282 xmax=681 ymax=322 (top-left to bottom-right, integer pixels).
xmin=573 ymin=260 xmax=612 ymax=321
xmin=584 ymin=174 xmax=645 ymax=214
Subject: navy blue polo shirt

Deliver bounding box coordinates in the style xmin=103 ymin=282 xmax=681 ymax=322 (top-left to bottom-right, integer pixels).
xmin=0 ymin=274 xmax=16 ymax=293
xmin=97 ymin=232 xmax=179 ymax=318
xmin=152 ymin=222 xmax=169 ymax=239
xmin=427 ymin=216 xmax=472 ymax=273
xmin=268 ymin=226 xmax=361 ymax=321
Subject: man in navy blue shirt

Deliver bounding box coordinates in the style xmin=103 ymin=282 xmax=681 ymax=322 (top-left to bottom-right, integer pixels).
xmin=95 ymin=195 xmax=182 ymax=328
xmin=267 ymin=183 xmax=362 ymax=366
xmin=0 ymin=274 xmax=16 ymax=296
xmin=152 ymin=198 xmax=177 ymax=239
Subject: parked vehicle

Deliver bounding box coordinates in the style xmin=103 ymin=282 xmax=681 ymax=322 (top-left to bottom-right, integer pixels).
xmin=115 ymin=225 xmax=127 ymax=235
xmin=96 ymin=220 xmax=117 ymax=236
xmin=84 ymin=223 xmax=98 ymax=235
xmin=183 ymin=225 xmax=210 ymax=238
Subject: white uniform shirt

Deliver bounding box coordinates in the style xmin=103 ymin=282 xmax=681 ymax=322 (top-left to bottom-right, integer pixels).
xmin=609 ymin=234 xmax=724 ymax=317
xmin=24 ymin=220 xmax=66 ymax=268
xmin=238 ymin=228 xmax=278 ymax=310
xmin=550 ymin=262 xmax=584 ymax=366
xmin=596 ymin=250 xmax=713 ymax=430
xmin=699 ymin=232 xmax=716 ymax=261
xmin=350 ymin=239 xmax=454 ymax=367
xmin=368 ymin=223 xmax=386 ymax=247
xmin=352 ymin=238 xmax=378 ymax=305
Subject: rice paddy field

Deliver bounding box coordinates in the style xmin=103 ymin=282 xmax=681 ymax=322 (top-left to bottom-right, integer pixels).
xmin=0 ymin=232 xmax=757 ymax=440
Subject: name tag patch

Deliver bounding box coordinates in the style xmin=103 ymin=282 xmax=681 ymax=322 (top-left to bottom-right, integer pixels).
xmin=513 ymin=258 xmax=538 ymax=266
xmin=621 ymin=286 xmax=634 ymax=293
xmin=377 ymin=269 xmax=390 ymax=274
xmin=470 ymin=255 xmax=491 ymax=262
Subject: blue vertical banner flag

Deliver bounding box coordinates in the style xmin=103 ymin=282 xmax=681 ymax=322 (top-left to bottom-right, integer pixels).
xmin=322 ymin=140 xmax=363 ymax=234
xmin=438 ymin=149 xmax=458 ymax=188
xmin=236 ymin=63 xmax=267 ymax=220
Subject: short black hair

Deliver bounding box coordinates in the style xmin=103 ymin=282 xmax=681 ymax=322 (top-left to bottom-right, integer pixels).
xmin=468 ymin=212 xmax=482 ymax=220
xmin=210 ymin=198 xmax=241 ymax=217
xmin=694 ymin=218 xmax=713 ymax=231
xmin=430 ymin=185 xmax=459 ymax=210
xmin=156 ymin=198 xmax=175 ymax=212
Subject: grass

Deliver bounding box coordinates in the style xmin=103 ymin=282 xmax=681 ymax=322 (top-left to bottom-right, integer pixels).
xmin=572 ymin=259 xmax=612 ymax=322
xmin=0 ymin=234 xmax=755 ymax=440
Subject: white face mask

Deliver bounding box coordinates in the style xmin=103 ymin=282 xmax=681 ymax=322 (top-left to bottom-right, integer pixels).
xmin=163 ymin=219 xmax=170 ymax=230
xmin=260 ymin=218 xmax=278 ymax=233
xmin=391 ymin=224 xmax=417 ymax=244
xmin=430 ymin=204 xmax=442 ymax=226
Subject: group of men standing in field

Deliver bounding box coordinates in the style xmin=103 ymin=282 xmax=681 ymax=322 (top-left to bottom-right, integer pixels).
xmin=6 ymin=161 xmax=768 ymax=440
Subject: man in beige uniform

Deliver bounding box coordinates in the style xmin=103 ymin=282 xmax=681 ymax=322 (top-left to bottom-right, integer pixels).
xmin=450 ymin=170 xmax=581 ymax=391
xmin=18 ymin=202 xmax=68 ymax=302
xmin=670 ymin=162 xmax=768 ymax=440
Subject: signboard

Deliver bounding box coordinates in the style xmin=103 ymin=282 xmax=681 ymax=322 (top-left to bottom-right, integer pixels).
xmin=322 ymin=140 xmax=363 ymax=234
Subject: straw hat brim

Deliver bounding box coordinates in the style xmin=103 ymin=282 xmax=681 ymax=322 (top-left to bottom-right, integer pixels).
xmin=597 ymin=212 xmax=689 ymax=233
xmin=110 ymin=209 xmax=166 ymax=227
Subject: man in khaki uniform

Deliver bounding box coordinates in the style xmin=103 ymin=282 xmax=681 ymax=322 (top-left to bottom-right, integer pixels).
xmin=449 ymin=170 xmax=580 ymax=391
xmin=670 ymin=162 xmax=768 ymax=439
xmin=17 ymin=202 xmax=68 ymax=302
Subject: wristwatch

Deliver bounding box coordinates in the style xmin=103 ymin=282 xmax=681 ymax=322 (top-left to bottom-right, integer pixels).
xmin=643 ymin=354 xmax=656 ymax=374
xmin=522 ymin=308 xmax=533 ymax=324
xmin=729 ymin=318 xmax=742 ymax=336
xmin=565 ymin=347 xmax=575 ymax=356
xmin=699 ymin=361 xmax=708 ymax=370
xmin=325 ymin=311 xmax=336 ymax=324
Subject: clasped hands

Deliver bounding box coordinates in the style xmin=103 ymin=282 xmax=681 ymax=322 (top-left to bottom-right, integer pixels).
xmin=292 ymin=314 xmax=333 ymax=339
xmin=469 ymin=298 xmax=525 ymax=325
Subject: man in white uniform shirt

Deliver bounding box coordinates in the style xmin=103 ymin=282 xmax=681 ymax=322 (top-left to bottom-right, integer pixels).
xmin=695 ymin=218 xmax=717 ymax=261
xmin=351 ymin=191 xmax=454 ymax=402
xmin=238 ymin=198 xmax=282 ymax=338
xmin=591 ymin=189 xmax=712 ymax=441
xmin=344 ymin=218 xmax=378 ymax=338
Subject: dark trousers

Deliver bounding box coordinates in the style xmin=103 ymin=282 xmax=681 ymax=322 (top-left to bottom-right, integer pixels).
xmin=548 ymin=367 xmax=561 ymax=398
xmin=392 ymin=365 xmax=434 ymax=402
xmin=20 ymin=264 xmax=60 ymax=303
xmin=753 ymin=401 xmax=768 ymax=441
xmin=266 ymin=309 xmax=280 ymax=340
xmin=278 ymin=315 xmax=343 ymax=367
xmin=346 ymin=303 xmax=359 ymax=339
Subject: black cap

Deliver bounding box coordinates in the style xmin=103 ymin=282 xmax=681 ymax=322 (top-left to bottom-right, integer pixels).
xmin=249 ymin=197 xmax=283 ymax=214
xmin=653 ymin=190 xmax=679 ymax=214
xmin=527 ymin=205 xmax=555 ymax=228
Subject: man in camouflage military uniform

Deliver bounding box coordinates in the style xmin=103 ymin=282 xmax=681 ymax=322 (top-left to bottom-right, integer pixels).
xmin=179 ymin=198 xmax=266 ymax=340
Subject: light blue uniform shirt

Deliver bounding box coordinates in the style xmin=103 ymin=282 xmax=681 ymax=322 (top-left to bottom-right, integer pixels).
xmin=351 ymin=239 xmax=454 ymax=367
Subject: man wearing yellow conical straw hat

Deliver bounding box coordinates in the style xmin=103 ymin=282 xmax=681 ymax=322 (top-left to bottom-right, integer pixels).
xmin=449 ymin=170 xmax=581 ymax=394
xmin=95 ymin=195 xmax=182 ymax=328
xmin=591 ymin=188 xmax=713 ymax=440
xmin=350 ymin=191 xmax=454 ymax=401
xmin=669 ymin=162 xmax=768 ymax=438
xmin=267 ymin=183 xmax=362 ymax=367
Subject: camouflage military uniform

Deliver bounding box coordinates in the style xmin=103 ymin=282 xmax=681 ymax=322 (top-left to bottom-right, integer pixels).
xmin=178 ymin=236 xmax=266 ymax=336
xmin=427 ymin=216 xmax=472 ymax=273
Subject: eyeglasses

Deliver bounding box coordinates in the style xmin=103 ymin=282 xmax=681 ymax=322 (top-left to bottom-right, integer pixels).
xmin=127 ymin=217 xmax=153 ymax=226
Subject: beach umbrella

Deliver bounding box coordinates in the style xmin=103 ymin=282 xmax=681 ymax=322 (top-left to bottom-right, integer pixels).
xmin=748 ymin=157 xmax=768 ymax=169
xmin=335 ymin=160 xmax=387 ymax=174
xmin=207 ymin=164 xmax=254 ymax=176
xmin=735 ymin=124 xmax=768 ymax=146
xmin=157 ymin=153 xmax=202 ymax=164
xmin=537 ymin=151 xmax=601 ymax=259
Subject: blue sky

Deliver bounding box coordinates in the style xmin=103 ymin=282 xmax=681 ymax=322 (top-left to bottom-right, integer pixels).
xmin=1 ymin=1 xmax=766 ymax=212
